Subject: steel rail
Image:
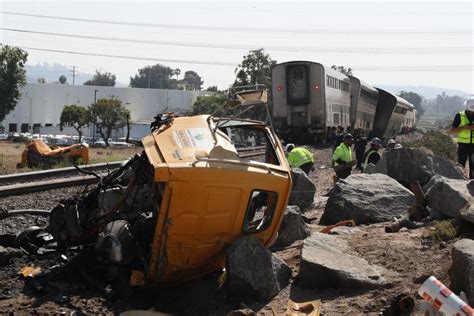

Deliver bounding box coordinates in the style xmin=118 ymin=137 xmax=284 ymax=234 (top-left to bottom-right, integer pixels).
xmin=0 ymin=161 xmax=123 ymax=185
xmin=0 ymin=175 xmax=100 ymax=197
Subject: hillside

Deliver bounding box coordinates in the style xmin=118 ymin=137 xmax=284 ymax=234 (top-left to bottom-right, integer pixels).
xmin=25 ymin=63 xmax=126 ymax=87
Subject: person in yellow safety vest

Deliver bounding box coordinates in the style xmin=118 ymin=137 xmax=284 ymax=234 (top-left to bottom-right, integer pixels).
xmin=362 ymin=137 xmax=382 ymax=173
xmin=451 ymin=96 xmax=474 ymax=179
xmin=285 ymin=143 xmax=315 ymax=175
xmin=332 ymin=133 xmax=355 ymax=179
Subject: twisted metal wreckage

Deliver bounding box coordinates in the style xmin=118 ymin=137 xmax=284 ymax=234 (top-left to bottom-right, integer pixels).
xmin=9 ymin=88 xmax=293 ymax=290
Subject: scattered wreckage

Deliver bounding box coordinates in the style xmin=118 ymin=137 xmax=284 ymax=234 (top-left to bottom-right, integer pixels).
xmin=15 ymin=88 xmax=292 ymax=288
xmin=17 ymin=138 xmax=90 ymax=168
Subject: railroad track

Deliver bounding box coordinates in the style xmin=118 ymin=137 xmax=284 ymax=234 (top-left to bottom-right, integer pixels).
xmin=0 ymin=161 xmax=123 ymax=197
xmin=0 ymin=146 xmax=269 ymax=198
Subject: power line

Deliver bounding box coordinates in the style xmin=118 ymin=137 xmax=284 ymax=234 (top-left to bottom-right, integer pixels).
xmin=19 ymin=46 xmax=236 ymax=66
xmin=17 ymin=46 xmax=474 ymax=71
xmin=2 ymin=27 xmax=473 ymax=54
xmin=1 ymin=11 xmax=472 ymax=36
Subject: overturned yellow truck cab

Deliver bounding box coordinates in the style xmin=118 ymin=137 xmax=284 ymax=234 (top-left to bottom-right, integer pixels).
xmin=48 ymin=89 xmax=292 ymax=286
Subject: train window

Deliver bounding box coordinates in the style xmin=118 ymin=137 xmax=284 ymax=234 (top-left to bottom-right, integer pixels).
xmin=286 ymin=65 xmax=309 ymax=105
xmin=333 ymin=113 xmax=340 ymax=124
xmin=394 ymin=106 xmax=408 ymax=115
xmin=341 ymin=81 xmax=349 ymax=92
xmin=293 ymin=67 xmax=304 ymax=80
xmin=360 ymin=90 xmax=378 ymax=103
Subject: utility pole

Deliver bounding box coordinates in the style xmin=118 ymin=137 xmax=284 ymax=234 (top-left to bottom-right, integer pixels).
xmin=70 ymin=66 xmax=78 ymax=85
xmin=147 ymin=68 xmax=152 ymax=89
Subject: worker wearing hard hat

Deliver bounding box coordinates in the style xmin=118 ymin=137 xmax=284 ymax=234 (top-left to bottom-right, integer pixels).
xmin=362 ymin=137 xmax=382 ymax=173
xmin=451 ymin=96 xmax=474 ymax=179
xmin=285 ymin=143 xmax=315 ymax=175
xmin=386 ymin=139 xmax=396 ymax=151
xmin=332 ymin=133 xmax=356 ymax=179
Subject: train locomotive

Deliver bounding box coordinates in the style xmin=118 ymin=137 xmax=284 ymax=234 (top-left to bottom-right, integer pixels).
xmin=271 ymin=61 xmax=415 ymax=143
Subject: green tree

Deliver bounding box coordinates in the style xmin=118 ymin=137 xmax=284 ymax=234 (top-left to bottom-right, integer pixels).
xmin=181 ymin=70 xmax=203 ymax=90
xmin=59 ymin=104 xmax=89 ymax=142
xmin=234 ymin=48 xmax=276 ymax=88
xmin=173 ymin=68 xmax=181 ymax=80
xmin=191 ymin=93 xmax=228 ymax=115
xmin=0 ymin=45 xmax=28 ymax=122
xmin=88 ymin=98 xmax=129 ymax=146
xmin=84 ymin=70 xmax=116 ymax=87
xmin=59 ymin=75 xmax=67 ymax=84
xmin=206 ymin=85 xmax=219 ymax=92
xmin=129 ymin=64 xmax=178 ymax=89
xmin=331 ymin=65 xmax=353 ymax=76
xmin=434 ymin=92 xmax=464 ymax=116
xmin=398 ymin=91 xmax=425 ymax=119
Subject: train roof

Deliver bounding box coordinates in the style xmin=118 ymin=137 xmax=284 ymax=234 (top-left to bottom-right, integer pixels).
xmin=273 ymin=60 xmax=324 ymax=68
xmin=359 ymin=79 xmax=378 ymax=94
xmin=273 ymin=61 xmax=350 ymax=81
xmin=395 ymin=95 xmax=414 ymax=109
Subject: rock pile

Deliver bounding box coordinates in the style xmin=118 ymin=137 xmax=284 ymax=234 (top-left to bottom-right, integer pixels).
xmin=449 ymin=239 xmax=474 ymax=306
xmin=273 ymin=206 xmax=310 ymax=248
xmin=289 ymin=168 xmax=316 ymax=210
xmin=320 ymin=173 xmax=416 ymax=225
xmin=298 ymin=233 xmax=393 ymax=289
xmin=425 ymin=176 xmax=474 ymax=224
xmin=368 ymin=148 xmax=465 ymax=185
xmin=226 ymin=236 xmax=292 ymax=300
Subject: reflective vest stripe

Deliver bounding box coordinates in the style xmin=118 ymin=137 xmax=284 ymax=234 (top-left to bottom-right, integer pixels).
xmin=457 ymin=111 xmax=473 ymax=144
xmin=362 ymin=150 xmax=376 ymax=171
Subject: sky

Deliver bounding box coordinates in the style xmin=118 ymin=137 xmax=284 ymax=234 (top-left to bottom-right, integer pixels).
xmin=1 ymin=0 xmax=473 ymax=93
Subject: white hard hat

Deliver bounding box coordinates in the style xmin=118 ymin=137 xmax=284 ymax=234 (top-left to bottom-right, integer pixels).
xmin=285 ymin=143 xmax=295 ymax=152
xmin=394 ymin=144 xmax=403 ymax=149
xmin=465 ymin=96 xmax=474 ymax=111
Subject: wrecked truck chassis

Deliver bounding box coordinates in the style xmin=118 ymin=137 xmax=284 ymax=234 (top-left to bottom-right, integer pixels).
xmin=46 ymin=114 xmax=292 ymax=286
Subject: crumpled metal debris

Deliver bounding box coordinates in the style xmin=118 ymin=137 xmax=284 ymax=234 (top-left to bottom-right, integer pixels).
xmin=18 ymin=266 xmax=41 ymax=278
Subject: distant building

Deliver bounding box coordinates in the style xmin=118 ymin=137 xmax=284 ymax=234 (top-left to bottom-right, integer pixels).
xmin=1 ymin=83 xmax=210 ymax=139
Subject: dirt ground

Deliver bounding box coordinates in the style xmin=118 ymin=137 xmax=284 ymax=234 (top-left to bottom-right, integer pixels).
xmin=0 ymin=145 xmax=461 ymax=315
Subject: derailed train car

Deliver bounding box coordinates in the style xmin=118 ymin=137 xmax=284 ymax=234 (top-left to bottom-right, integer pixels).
xmin=47 ymin=89 xmax=292 ymax=287
xmin=272 ymin=61 xmax=414 ymax=143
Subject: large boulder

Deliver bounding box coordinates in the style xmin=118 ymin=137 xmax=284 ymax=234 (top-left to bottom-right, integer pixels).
xmin=320 ymin=173 xmax=416 ymax=225
xmin=425 ymin=176 xmax=474 ymax=224
xmin=226 ymin=236 xmax=292 ymax=300
xmin=298 ymin=233 xmax=392 ymax=289
xmin=273 ymin=206 xmax=310 ymax=248
xmin=289 ymin=168 xmax=316 ymax=210
xmin=449 ymin=239 xmax=474 ymax=305
xmin=369 ymin=148 xmax=465 ymax=185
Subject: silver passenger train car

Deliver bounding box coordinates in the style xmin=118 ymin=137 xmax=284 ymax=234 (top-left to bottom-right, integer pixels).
xmin=271 ymin=61 xmax=414 ymax=143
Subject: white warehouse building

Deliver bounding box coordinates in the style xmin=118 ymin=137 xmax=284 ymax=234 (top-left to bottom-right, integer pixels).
xmin=1 ymin=83 xmax=210 ymax=139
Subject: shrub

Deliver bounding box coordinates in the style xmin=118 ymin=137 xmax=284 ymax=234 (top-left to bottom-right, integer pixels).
xmin=424 ymin=220 xmax=458 ymax=241
xmin=402 ymin=130 xmax=457 ymax=161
